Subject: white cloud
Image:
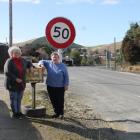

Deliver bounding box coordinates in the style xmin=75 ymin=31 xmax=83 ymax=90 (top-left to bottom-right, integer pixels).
xmin=56 ymin=0 xmax=95 ymax=5
xmin=32 ymin=0 xmax=40 ymax=4
xmin=56 ymin=0 xmax=120 ymax=5
xmin=101 ymin=0 xmax=119 ymax=5
xmin=0 ymin=0 xmax=40 ymax=4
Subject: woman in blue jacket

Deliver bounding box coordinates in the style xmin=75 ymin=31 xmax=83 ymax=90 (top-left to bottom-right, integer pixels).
xmin=38 ymin=52 xmax=69 ymax=119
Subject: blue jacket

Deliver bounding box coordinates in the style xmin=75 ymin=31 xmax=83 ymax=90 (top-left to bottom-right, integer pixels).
xmin=38 ymin=60 xmax=69 ymax=87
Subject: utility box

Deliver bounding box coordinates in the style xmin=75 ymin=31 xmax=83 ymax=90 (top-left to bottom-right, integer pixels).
xmin=0 ymin=43 xmax=9 ymax=72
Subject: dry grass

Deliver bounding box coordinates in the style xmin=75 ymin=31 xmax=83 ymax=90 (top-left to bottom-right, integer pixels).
xmin=122 ymin=65 xmax=140 ymax=73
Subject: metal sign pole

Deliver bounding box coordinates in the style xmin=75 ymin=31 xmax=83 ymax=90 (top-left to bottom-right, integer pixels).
xmin=58 ymin=49 xmax=63 ymax=63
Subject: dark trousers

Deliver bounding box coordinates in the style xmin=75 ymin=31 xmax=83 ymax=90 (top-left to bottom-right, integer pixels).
xmin=47 ymin=86 xmax=65 ymax=115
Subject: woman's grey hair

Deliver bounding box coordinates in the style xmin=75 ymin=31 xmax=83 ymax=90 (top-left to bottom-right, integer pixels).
xmin=51 ymin=52 xmax=60 ymax=57
xmin=8 ymin=46 xmax=22 ymax=57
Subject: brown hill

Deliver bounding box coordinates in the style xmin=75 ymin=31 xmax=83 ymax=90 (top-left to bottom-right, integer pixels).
xmin=15 ymin=37 xmax=122 ymax=56
xmin=87 ymin=42 xmax=122 ymax=54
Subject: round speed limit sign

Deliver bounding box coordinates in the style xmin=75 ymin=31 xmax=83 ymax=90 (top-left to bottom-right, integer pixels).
xmin=45 ymin=17 xmax=76 ymax=49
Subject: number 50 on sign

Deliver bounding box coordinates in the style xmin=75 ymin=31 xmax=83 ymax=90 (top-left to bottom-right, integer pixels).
xmin=45 ymin=17 xmax=76 ymax=49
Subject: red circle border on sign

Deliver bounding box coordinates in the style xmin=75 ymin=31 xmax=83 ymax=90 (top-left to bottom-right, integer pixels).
xmin=45 ymin=17 xmax=76 ymax=49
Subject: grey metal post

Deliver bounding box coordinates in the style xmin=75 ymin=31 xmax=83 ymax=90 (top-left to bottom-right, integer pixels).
xmin=58 ymin=49 xmax=63 ymax=62
xmin=31 ymin=83 xmax=36 ymax=109
xmin=105 ymin=50 xmax=108 ymax=69
xmin=9 ymin=0 xmax=13 ymax=47
xmin=114 ymin=37 xmax=117 ymax=70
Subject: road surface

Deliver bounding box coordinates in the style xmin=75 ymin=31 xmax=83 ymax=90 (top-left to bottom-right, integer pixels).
xmin=68 ymin=66 xmax=140 ymax=132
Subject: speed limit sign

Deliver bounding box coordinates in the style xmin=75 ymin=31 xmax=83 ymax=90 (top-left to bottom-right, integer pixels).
xmin=45 ymin=17 xmax=76 ymax=49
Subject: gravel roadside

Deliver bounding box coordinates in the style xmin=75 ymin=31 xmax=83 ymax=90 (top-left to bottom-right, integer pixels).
xmin=22 ymin=83 xmax=128 ymax=140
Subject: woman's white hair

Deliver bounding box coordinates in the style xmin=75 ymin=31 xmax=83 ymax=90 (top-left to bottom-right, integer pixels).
xmin=51 ymin=52 xmax=60 ymax=57
xmin=8 ymin=46 xmax=22 ymax=57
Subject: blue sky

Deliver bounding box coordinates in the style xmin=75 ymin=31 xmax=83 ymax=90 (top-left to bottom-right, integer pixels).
xmin=0 ymin=0 xmax=140 ymax=46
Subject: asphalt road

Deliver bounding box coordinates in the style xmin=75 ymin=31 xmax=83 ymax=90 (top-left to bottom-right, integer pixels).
xmin=68 ymin=66 xmax=140 ymax=132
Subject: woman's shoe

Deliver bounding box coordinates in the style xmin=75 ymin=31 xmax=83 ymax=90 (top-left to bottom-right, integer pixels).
xmin=12 ymin=113 xmax=20 ymax=119
xmin=18 ymin=112 xmax=25 ymax=119
xmin=59 ymin=115 xmax=64 ymax=119
xmin=51 ymin=114 xmax=60 ymax=118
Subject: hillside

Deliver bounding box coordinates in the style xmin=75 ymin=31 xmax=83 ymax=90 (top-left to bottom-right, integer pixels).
xmin=87 ymin=42 xmax=122 ymax=54
xmin=16 ymin=36 xmax=85 ymax=50
xmin=15 ymin=37 xmax=122 ymax=57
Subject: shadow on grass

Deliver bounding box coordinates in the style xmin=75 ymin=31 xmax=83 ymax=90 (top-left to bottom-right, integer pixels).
xmin=0 ymin=100 xmax=43 ymax=140
xmin=28 ymin=115 xmax=140 ymax=140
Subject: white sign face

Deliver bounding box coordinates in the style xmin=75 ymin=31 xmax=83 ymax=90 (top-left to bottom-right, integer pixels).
xmin=51 ymin=22 xmax=71 ymax=44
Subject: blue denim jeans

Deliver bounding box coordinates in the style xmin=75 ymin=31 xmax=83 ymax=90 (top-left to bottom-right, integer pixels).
xmin=9 ymin=91 xmax=23 ymax=114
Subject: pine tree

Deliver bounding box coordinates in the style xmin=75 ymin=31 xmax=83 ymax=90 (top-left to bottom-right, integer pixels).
xmin=122 ymin=23 xmax=140 ymax=65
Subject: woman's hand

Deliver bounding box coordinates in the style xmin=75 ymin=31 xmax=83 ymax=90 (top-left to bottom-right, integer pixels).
xmin=65 ymin=86 xmax=68 ymax=91
xmin=39 ymin=65 xmax=45 ymax=72
xmin=16 ymin=78 xmax=22 ymax=83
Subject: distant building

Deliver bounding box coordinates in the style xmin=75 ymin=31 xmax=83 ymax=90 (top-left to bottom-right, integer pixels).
xmin=0 ymin=43 xmax=9 ymax=72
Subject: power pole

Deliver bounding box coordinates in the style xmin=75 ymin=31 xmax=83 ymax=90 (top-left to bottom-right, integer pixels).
xmin=105 ymin=49 xmax=108 ymax=69
xmin=114 ymin=37 xmax=117 ymax=70
xmin=9 ymin=0 xmax=13 ymax=47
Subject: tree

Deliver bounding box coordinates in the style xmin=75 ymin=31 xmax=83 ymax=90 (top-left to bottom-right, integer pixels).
xmin=122 ymin=23 xmax=140 ymax=65
xmin=81 ymin=56 xmax=87 ymax=66
xmin=42 ymin=44 xmax=52 ymax=56
xmin=70 ymin=50 xmax=82 ymax=65
xmin=116 ymin=49 xmax=123 ymax=66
